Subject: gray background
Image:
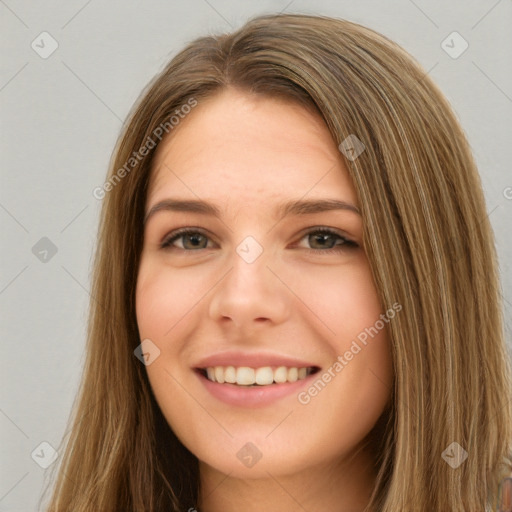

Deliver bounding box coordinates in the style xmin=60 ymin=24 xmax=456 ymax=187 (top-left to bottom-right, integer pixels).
xmin=1 ymin=1 xmax=511 ymax=510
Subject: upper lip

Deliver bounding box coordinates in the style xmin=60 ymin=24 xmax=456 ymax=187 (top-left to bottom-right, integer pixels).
xmin=194 ymin=351 xmax=319 ymax=369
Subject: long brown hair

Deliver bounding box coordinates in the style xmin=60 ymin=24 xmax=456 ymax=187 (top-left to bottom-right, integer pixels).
xmin=43 ymin=13 xmax=512 ymax=511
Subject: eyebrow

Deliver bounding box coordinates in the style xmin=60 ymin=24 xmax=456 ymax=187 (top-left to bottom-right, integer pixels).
xmin=144 ymin=198 xmax=361 ymax=225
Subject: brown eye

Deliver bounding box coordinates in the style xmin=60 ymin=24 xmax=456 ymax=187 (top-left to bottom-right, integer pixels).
xmin=161 ymin=229 xmax=210 ymax=250
xmin=298 ymin=228 xmax=358 ymax=252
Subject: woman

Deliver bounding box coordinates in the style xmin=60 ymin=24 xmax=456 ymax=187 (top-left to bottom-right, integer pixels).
xmin=44 ymin=13 xmax=512 ymax=512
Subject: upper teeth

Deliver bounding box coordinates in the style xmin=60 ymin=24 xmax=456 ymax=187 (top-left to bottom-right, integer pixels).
xmin=205 ymin=366 xmax=312 ymax=386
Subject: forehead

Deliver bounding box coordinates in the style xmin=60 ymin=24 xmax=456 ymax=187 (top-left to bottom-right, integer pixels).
xmin=147 ymin=89 xmax=357 ymax=209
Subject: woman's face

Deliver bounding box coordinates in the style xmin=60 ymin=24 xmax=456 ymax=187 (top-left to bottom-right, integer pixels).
xmin=136 ymin=88 xmax=393 ymax=482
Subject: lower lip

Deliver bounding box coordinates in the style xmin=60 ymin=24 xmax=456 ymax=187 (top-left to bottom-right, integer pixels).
xmin=195 ymin=370 xmax=317 ymax=408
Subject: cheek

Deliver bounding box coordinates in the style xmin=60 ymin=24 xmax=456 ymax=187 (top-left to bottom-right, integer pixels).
xmin=135 ymin=263 xmax=204 ymax=340
xmin=291 ymin=258 xmax=384 ymax=342
xmin=292 ymin=259 xmax=393 ymax=406
xmin=135 ymin=263 xmax=206 ymax=442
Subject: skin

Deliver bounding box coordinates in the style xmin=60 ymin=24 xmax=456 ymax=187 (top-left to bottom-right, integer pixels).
xmin=136 ymin=88 xmax=393 ymax=512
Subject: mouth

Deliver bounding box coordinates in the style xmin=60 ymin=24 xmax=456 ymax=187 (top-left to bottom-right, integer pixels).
xmin=193 ymin=352 xmax=322 ymax=407
xmin=197 ymin=365 xmax=320 ymax=387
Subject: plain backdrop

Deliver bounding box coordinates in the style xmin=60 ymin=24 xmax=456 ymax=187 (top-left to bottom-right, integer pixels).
xmin=1 ymin=1 xmax=511 ymax=510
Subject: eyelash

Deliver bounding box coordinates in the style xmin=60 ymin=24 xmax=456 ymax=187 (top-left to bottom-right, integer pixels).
xmin=159 ymin=227 xmax=359 ymax=254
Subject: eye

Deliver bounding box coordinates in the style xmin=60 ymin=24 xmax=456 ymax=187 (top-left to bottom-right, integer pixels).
xmin=297 ymin=227 xmax=359 ymax=253
xmin=160 ymin=228 xmax=213 ymax=250
xmin=160 ymin=227 xmax=358 ymax=253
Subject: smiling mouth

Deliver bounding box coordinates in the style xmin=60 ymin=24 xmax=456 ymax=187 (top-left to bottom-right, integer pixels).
xmin=197 ymin=365 xmax=320 ymax=387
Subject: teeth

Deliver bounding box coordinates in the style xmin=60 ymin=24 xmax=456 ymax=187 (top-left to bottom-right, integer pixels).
xmin=224 ymin=366 xmax=236 ymax=384
xmin=288 ymin=367 xmax=298 ymax=382
xmin=203 ymin=365 xmax=314 ymax=386
xmin=236 ymin=367 xmax=255 ymax=385
xmin=214 ymin=366 xmax=225 ymax=384
xmin=255 ymin=367 xmax=274 ymax=385
xmin=274 ymin=366 xmax=288 ymax=383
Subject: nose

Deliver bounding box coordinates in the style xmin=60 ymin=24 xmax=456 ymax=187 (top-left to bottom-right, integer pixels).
xmin=208 ymin=246 xmax=291 ymax=329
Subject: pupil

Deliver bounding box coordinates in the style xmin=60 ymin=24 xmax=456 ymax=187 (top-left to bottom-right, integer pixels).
xmin=312 ymin=233 xmax=333 ymax=249
xmin=186 ymin=234 xmax=205 ymax=249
